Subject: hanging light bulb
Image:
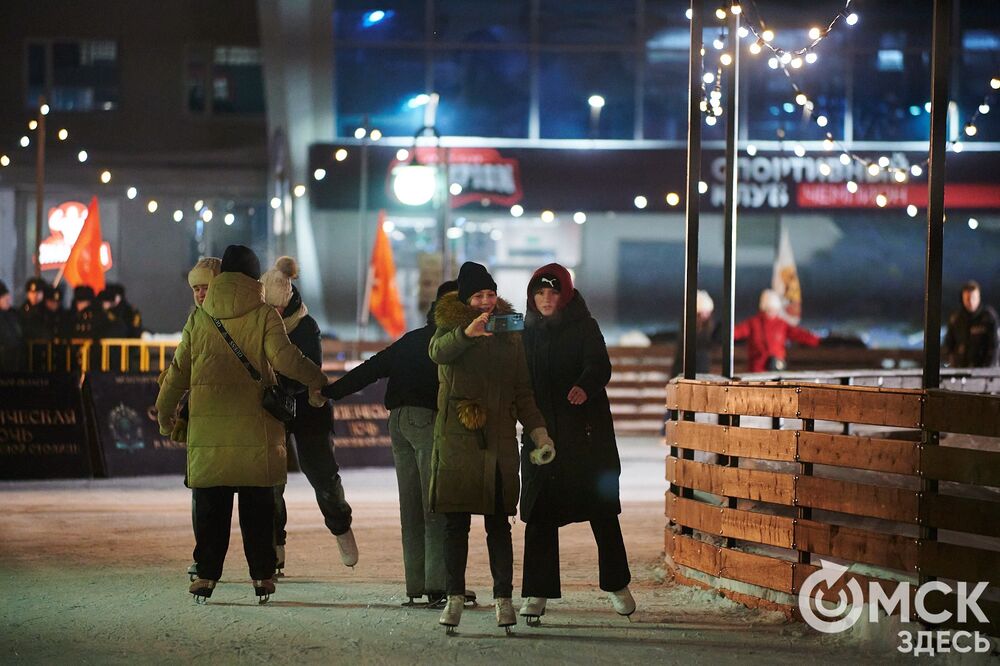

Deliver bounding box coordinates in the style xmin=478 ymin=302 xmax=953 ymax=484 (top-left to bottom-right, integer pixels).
xmin=705 ymin=115 xmax=717 ymax=126
xmin=749 ymin=40 xmax=762 ymax=55
xmin=907 ymin=204 xmax=918 ymax=218
xmin=878 ymin=156 xmax=891 ymax=168
xmin=818 ymin=163 xmax=832 ymax=177
xmin=58 ymin=128 xmax=68 ymax=141
xmin=845 ymin=12 xmax=859 ymax=26
xmin=875 ymin=193 xmax=888 ymax=207
xmin=761 ymin=29 xmax=774 ymax=42
xmin=991 ymin=78 xmax=1000 ymax=90
xmin=746 ymin=144 xmax=758 ymax=156
xmin=731 ymin=3 xmax=742 ymax=15
xmin=868 ymin=163 xmax=881 ymax=176
xmin=790 ymin=57 xmax=803 ymax=69
xmin=823 ymin=137 xmax=834 ymax=151
xmin=713 ymin=37 xmax=725 ymax=50
xmin=805 ymin=52 xmax=818 ymax=64
xmin=779 ymin=52 xmax=792 ymax=65
xmin=846 ymin=180 xmax=859 ymax=194
xmin=795 ymin=93 xmax=808 ymax=106
xmin=767 ymin=57 xmax=779 ymax=69
xmin=808 ymin=27 xmax=822 ymax=40
xmin=715 ymin=7 xmax=727 ymax=20
xmin=894 ymin=170 xmax=907 ymax=183
xmin=28 ymin=120 xmax=38 ymax=131
xmin=910 ymin=164 xmax=923 ymax=177
xmin=965 ymin=123 xmax=977 ymax=137
xmin=738 ymin=26 xmax=749 ymax=38
xmin=840 ymin=153 xmax=852 ymax=166
xmin=816 ymin=115 xmax=829 ymax=128
xmin=979 ymin=103 xmax=990 ymax=115
xmin=720 ymin=53 xmax=733 ymax=66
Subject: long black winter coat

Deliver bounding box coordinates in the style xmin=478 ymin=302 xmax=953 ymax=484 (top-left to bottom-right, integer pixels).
xmin=278 ymin=293 xmax=332 ymax=439
xmin=519 ymin=291 xmax=621 ymax=526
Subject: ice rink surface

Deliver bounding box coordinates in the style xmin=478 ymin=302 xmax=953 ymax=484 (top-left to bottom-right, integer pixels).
xmin=0 ymin=437 xmax=920 ymax=664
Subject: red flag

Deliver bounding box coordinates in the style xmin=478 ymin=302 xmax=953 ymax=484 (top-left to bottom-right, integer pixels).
xmin=368 ymin=210 xmax=406 ymax=339
xmin=62 ymin=196 xmax=107 ymax=292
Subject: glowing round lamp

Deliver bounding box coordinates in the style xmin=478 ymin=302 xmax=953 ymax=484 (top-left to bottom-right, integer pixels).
xmin=392 ymin=164 xmax=437 ymax=206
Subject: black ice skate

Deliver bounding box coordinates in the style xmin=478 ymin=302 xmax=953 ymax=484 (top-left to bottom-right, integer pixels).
xmin=253 ymin=578 xmax=276 ymax=604
xmin=189 ymin=578 xmax=216 ymax=604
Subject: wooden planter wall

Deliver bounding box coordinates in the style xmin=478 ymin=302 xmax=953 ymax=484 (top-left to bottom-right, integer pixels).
xmin=665 ymin=379 xmax=1000 ymax=634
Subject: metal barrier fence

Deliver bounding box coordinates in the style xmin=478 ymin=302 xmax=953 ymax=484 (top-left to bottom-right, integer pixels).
xmin=665 ymin=378 xmax=1000 ymax=634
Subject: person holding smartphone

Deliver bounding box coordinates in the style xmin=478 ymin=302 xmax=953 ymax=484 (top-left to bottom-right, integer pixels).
xmin=428 ymin=261 xmax=554 ymax=635
xmin=518 ymin=263 xmax=635 ymax=625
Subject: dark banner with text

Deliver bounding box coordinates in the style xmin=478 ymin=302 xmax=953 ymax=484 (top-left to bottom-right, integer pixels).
xmin=0 ymin=373 xmax=92 ymax=480
xmin=330 ymin=379 xmax=392 ymax=467
xmin=86 ymin=372 xmax=187 ymax=477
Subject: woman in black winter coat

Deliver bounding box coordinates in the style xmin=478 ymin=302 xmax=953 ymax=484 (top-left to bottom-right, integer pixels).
xmin=518 ymin=263 xmax=635 ymax=623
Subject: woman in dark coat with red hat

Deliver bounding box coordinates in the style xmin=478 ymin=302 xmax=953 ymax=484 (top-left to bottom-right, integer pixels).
xmin=518 ymin=263 xmax=634 ymax=624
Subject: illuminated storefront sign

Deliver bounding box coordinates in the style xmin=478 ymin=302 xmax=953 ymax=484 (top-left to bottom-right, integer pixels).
xmin=39 ymin=201 xmax=113 ymax=272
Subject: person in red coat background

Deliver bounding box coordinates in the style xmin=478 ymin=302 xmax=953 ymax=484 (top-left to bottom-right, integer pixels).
xmin=734 ymin=289 xmax=821 ymax=372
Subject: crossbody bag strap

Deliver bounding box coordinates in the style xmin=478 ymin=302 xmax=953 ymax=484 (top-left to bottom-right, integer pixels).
xmin=211 ymin=316 xmax=263 ymax=383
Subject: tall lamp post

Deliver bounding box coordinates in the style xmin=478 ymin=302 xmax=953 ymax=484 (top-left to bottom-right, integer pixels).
xmin=33 ymin=98 xmax=50 ymax=278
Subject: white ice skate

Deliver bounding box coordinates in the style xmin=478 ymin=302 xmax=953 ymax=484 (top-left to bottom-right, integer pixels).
xmin=496 ymin=597 xmax=517 ymax=635
xmin=609 ymin=586 xmax=636 ymax=618
xmin=519 ymin=597 xmax=546 ymax=627
xmin=336 ymin=529 xmax=359 ymax=567
xmin=275 ymin=545 xmax=285 ymax=578
xmin=439 ymin=594 xmax=465 ymax=635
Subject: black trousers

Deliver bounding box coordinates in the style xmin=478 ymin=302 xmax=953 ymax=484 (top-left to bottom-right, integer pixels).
xmin=521 ymin=514 xmax=631 ymax=599
xmin=274 ymin=405 xmax=353 ymax=545
xmin=192 ymin=486 xmax=276 ymax=582
xmin=443 ymin=468 xmax=513 ymax=599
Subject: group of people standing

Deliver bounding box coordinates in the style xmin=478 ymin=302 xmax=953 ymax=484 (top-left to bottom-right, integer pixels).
xmin=155 ymin=245 xmax=632 ymax=636
xmin=0 ymin=276 xmax=143 ymax=371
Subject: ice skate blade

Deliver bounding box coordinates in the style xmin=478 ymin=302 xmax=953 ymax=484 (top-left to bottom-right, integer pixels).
xmin=444 ymin=625 xmax=457 ymax=636
xmin=257 ymin=594 xmax=270 ymax=605
xmin=525 ymin=616 xmax=542 ymax=627
xmin=192 ymin=594 xmax=208 ymax=605
xmin=504 ymin=627 xmax=514 ymax=636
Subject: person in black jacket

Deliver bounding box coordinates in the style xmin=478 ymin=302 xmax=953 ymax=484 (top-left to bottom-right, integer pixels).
xmin=322 ymin=280 xmax=463 ymax=608
xmin=261 ymin=257 xmax=357 ymax=571
xmin=944 ymin=280 xmax=999 ymax=368
xmin=518 ymin=263 xmax=635 ymax=624
xmin=0 ymin=281 xmax=24 ymax=371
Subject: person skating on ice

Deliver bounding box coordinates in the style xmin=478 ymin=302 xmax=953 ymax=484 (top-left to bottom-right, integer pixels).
xmin=518 ymin=263 xmax=636 ymax=625
xmin=261 ymin=256 xmax=358 ymax=573
xmin=428 ymin=262 xmax=555 ymax=635
xmin=156 ymin=245 xmax=328 ymax=604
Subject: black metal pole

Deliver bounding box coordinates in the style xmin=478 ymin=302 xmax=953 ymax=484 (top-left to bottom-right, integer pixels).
xmin=721 ymin=10 xmax=739 ymax=379
xmin=923 ymin=0 xmax=951 ymax=391
xmin=682 ymin=0 xmax=703 ymax=381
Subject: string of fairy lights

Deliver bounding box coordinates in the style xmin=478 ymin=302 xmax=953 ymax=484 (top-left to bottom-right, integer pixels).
xmin=701 ymin=0 xmax=999 ymax=218
xmin=0 ymin=106 xmax=360 ymax=228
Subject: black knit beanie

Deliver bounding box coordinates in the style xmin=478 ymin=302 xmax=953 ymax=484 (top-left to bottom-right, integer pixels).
xmin=221 ymin=244 xmax=261 ymax=280
xmin=457 ymin=262 xmax=497 ymax=303
xmin=436 ymin=280 xmax=458 ymax=299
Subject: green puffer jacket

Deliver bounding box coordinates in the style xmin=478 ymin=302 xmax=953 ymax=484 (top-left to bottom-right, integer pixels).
xmin=429 ymin=292 xmax=546 ymax=515
xmin=156 ymin=272 xmax=327 ymax=488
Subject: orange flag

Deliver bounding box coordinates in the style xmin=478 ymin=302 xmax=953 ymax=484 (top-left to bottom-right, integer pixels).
xmin=367 ymin=210 xmax=406 ymax=339
xmin=62 ymin=196 xmax=107 ymax=292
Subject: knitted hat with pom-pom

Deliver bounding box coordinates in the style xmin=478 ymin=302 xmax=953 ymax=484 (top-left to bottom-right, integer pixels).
xmin=261 ymin=255 xmax=299 ymax=308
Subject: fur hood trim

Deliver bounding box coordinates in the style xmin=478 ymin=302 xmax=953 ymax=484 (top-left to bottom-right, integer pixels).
xmin=434 ymin=291 xmax=516 ymax=330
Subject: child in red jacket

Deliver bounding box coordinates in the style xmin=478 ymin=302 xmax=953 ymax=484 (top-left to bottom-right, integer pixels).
xmin=734 ymin=289 xmax=820 ymax=372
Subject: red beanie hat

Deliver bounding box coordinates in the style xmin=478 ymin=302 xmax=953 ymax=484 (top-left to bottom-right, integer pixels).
xmin=527 ymin=263 xmax=575 ymax=313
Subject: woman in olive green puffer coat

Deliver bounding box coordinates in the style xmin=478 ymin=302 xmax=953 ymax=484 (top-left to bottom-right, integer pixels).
xmin=156 ymin=245 xmax=327 ymax=602
xmin=428 ymin=262 xmax=554 ymax=633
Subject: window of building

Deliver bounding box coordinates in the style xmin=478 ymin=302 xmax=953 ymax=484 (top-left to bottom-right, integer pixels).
xmin=26 ymin=40 xmax=119 ymax=112
xmin=432 ymin=0 xmax=530 ymax=44
xmin=334 ymin=0 xmax=426 ymax=43
xmin=335 ymin=47 xmax=427 ymax=136
xmin=539 ymin=52 xmax=635 ymax=139
xmin=432 ymin=50 xmax=530 ymax=137
xmin=186 ymin=46 xmax=265 ymax=115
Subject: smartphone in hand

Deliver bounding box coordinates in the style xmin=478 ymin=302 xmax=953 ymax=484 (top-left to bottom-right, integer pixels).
xmin=485 ymin=313 xmax=525 ymax=333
